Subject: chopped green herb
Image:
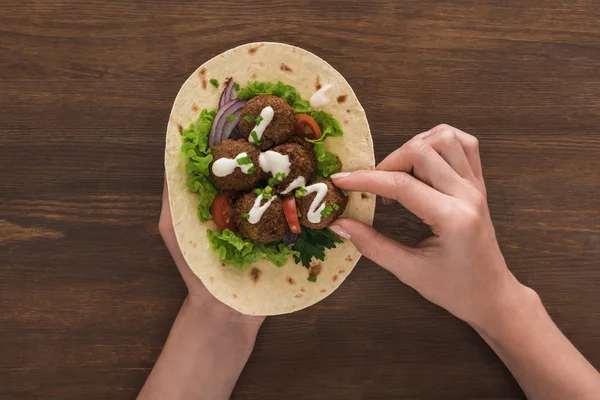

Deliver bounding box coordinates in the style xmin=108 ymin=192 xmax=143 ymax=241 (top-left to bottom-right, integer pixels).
xmin=255 ymin=115 xmax=264 ymax=125
xmin=321 ymin=205 xmax=334 ymax=217
xmin=255 ymin=188 xmax=262 ymax=195
xmin=295 ymin=188 xmax=307 ymax=197
xmin=307 ymin=275 xmax=317 ymax=283
xmin=244 ymin=115 xmax=256 ymax=123
xmin=263 ymin=192 xmax=272 ymax=200
xmin=250 ymin=131 xmax=260 ymax=144
xmin=234 ymin=83 xmax=240 ymax=90
xmin=297 ymin=209 xmax=302 ymax=218
xmin=241 ymin=212 xmax=250 ymax=219
xmin=236 ymin=155 xmax=252 ymax=165
xmin=226 ymin=114 xmax=236 ymax=123
xmin=209 ymin=78 xmax=219 ymax=88
xmin=264 ymin=186 xmax=273 ymax=194
xmin=332 ymin=204 xmax=340 ymax=211
xmin=268 ymin=173 xmax=286 ymax=186
xmin=247 ymin=166 xmax=256 ymax=174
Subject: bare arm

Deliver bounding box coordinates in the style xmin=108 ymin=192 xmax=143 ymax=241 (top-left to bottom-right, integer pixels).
xmin=138 ymin=181 xmax=264 ymax=400
xmin=475 ymin=290 xmax=600 ymax=400
xmin=329 ymin=124 xmax=600 ymax=399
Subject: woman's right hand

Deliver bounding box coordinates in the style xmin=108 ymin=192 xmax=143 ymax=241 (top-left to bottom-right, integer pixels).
xmin=329 ymin=124 xmax=535 ymax=331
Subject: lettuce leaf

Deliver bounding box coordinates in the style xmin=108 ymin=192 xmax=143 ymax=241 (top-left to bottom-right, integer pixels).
xmin=182 ymin=109 xmax=218 ymax=221
xmin=238 ymin=81 xmax=311 ymax=113
xmin=207 ymin=229 xmax=299 ymax=270
xmin=306 ymin=110 xmax=343 ymax=142
xmin=187 ymin=175 xmax=218 ymax=221
xmin=313 ymin=142 xmax=341 ymax=177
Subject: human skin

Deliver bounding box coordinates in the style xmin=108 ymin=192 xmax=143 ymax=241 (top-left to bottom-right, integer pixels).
xmin=329 ymin=124 xmax=600 ymax=400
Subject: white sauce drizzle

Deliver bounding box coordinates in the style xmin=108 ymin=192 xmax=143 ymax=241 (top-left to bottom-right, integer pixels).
xmin=248 ymin=194 xmax=275 ymax=224
xmin=281 ymin=176 xmax=306 ymax=195
xmin=304 ymin=182 xmax=328 ymax=224
xmin=259 ymin=151 xmax=290 ymax=177
xmin=212 ymin=152 xmax=253 ymax=177
xmin=249 ymin=106 xmax=274 ymax=143
xmin=309 ymin=84 xmax=332 ymax=109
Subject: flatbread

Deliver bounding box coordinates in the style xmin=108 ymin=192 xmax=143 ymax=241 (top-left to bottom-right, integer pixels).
xmin=165 ymin=42 xmax=375 ymax=315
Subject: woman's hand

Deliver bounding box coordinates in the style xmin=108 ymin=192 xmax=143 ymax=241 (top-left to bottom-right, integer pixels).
xmin=158 ymin=179 xmax=264 ymax=326
xmin=330 ymin=124 xmax=534 ymax=331
xmin=138 ymin=180 xmax=264 ymax=400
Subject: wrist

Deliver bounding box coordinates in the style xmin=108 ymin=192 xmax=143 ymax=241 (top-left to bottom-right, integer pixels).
xmin=471 ymin=282 xmax=542 ymax=339
xmin=185 ymin=294 xmax=264 ymax=341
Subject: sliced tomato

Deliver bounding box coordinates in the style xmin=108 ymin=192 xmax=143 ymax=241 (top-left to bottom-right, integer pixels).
xmin=282 ymin=195 xmax=302 ymax=234
xmin=294 ymin=114 xmax=322 ymax=140
xmin=211 ymin=191 xmax=237 ymax=231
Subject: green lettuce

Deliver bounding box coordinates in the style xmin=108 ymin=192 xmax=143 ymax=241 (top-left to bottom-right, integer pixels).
xmin=207 ymin=229 xmax=299 ymax=270
xmin=237 ymin=81 xmax=310 ymax=113
xmin=306 ymin=110 xmax=343 ymax=141
xmin=313 ymin=142 xmax=341 ymax=177
xmin=182 ymin=109 xmax=218 ymax=221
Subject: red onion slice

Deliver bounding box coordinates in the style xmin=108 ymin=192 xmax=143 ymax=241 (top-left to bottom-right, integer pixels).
xmin=208 ymin=100 xmax=247 ymax=148
xmin=218 ymin=78 xmax=238 ymax=108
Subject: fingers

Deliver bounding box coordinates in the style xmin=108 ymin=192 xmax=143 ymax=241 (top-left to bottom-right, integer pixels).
xmin=429 ymin=124 xmax=483 ymax=180
xmin=332 ymin=170 xmax=450 ymax=227
xmin=421 ymin=128 xmax=474 ymax=180
xmin=374 ymin=138 xmax=466 ymax=196
xmin=330 ymin=218 xmax=422 ymax=286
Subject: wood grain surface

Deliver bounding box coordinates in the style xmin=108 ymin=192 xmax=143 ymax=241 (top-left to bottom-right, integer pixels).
xmin=2 ymin=1 xmax=600 ymax=399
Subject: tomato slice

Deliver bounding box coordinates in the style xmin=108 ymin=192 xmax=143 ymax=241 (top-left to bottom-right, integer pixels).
xmin=211 ymin=191 xmax=237 ymax=231
xmin=282 ymin=196 xmax=302 ymax=234
xmin=294 ymin=114 xmax=322 ymax=140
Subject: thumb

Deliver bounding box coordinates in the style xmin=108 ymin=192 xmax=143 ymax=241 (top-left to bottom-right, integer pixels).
xmin=329 ymin=218 xmax=422 ymax=286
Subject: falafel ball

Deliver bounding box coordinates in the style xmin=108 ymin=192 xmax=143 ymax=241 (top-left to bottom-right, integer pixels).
xmin=234 ymin=192 xmax=288 ymax=243
xmin=287 ymin=135 xmax=314 ymax=153
xmin=296 ymin=178 xmax=348 ymax=230
xmin=238 ymin=95 xmax=295 ymax=150
xmin=209 ymin=139 xmax=263 ymax=191
xmin=269 ymin=142 xmax=316 ymax=194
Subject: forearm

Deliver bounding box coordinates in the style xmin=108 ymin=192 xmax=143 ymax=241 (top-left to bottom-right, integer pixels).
xmin=138 ymin=296 xmax=262 ymax=400
xmin=474 ymin=286 xmax=600 ymax=400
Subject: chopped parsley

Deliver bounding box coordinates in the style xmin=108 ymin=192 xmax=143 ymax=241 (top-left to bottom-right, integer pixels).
xmin=254 ymin=188 xmax=262 ymax=195
xmin=255 ymin=115 xmax=264 ymax=125
xmin=250 ymin=131 xmax=260 ymax=144
xmin=236 ymin=155 xmax=252 ymax=165
xmin=332 ymin=204 xmax=340 ymax=211
xmin=292 ymin=228 xmax=342 ymax=268
xmin=226 ymin=114 xmax=236 ymax=123
xmin=209 ymin=78 xmax=219 ymax=88
xmin=241 ymin=212 xmax=250 ymax=219
xmin=320 ymin=205 xmax=334 ymax=217
xmin=247 ymin=166 xmax=256 ymax=174
xmin=264 ymin=186 xmax=273 ymax=194
xmin=234 ymin=82 xmax=240 ymax=90
xmin=297 ymin=209 xmax=302 ymax=218
xmin=244 ymin=115 xmax=256 ymax=123
xmin=307 ymin=275 xmax=317 ymax=283
xmin=295 ymin=188 xmax=307 ymax=197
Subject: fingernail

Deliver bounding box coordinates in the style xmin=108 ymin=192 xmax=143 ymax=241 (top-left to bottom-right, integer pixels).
xmin=329 ymin=225 xmax=351 ymax=240
xmin=330 ymin=172 xmax=351 ymax=180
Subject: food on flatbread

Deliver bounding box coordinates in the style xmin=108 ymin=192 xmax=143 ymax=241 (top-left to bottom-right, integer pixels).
xmin=165 ymin=42 xmax=375 ymax=315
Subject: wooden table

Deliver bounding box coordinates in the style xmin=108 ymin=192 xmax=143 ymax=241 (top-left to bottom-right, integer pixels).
xmin=2 ymin=1 xmax=599 ymax=399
